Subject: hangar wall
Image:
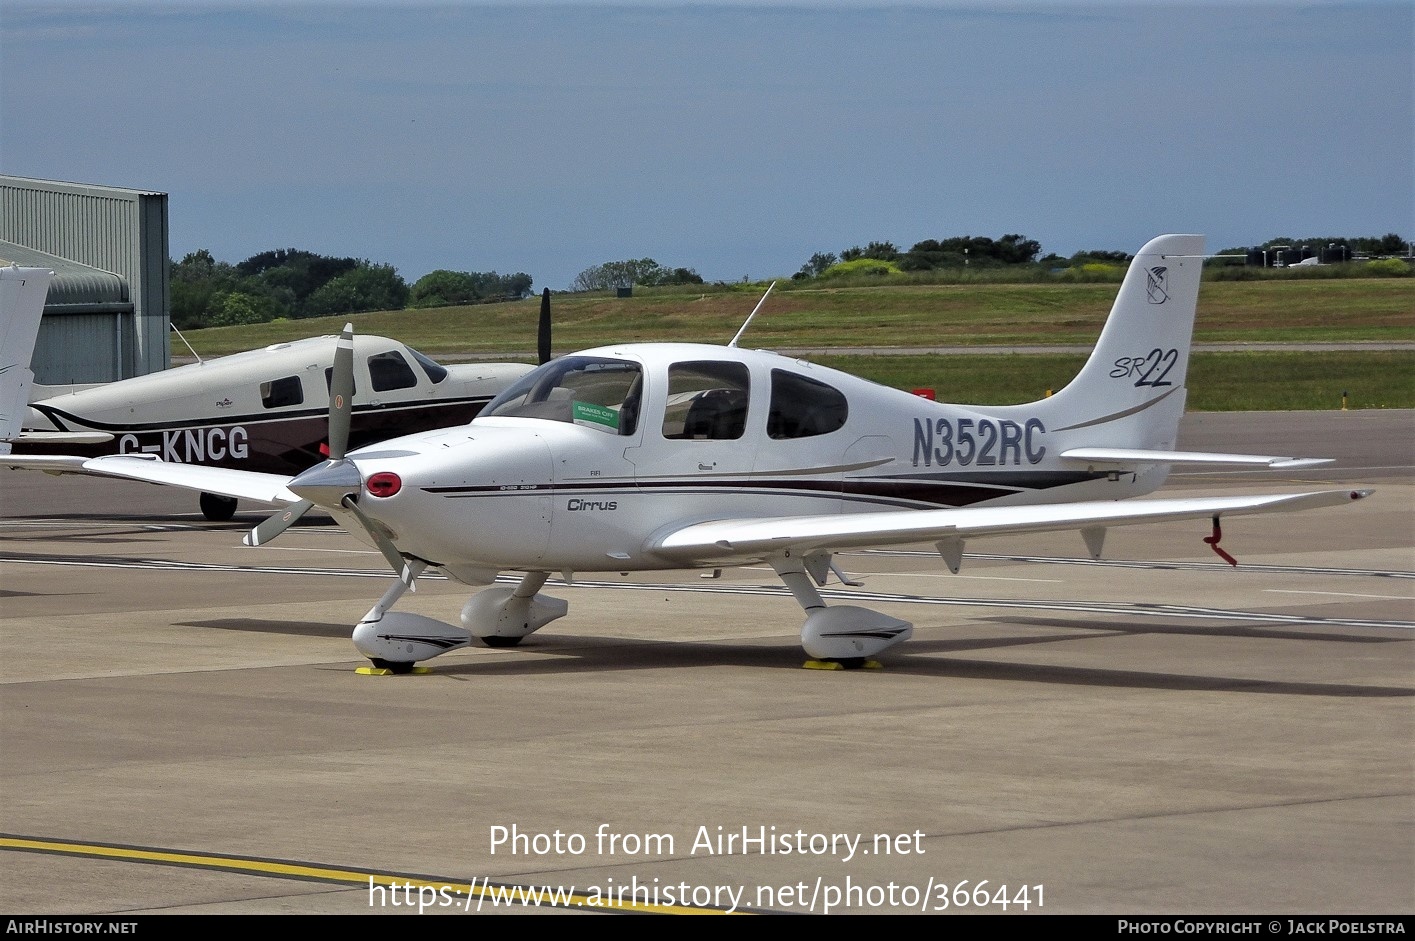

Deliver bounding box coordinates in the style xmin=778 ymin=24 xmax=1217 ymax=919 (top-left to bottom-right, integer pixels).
xmin=0 ymin=175 xmax=169 ymax=382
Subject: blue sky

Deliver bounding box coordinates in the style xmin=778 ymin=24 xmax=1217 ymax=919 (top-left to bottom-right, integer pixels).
xmin=2 ymin=1 xmax=1410 ymax=291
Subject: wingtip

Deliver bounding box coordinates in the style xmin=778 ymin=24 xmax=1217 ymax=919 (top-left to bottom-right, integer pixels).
xmin=1270 ymin=457 xmax=1336 ymax=468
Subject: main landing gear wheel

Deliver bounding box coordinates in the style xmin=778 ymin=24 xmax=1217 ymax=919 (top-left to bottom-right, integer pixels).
xmin=364 ymin=658 xmax=427 ymax=675
xmin=200 ymin=492 xmax=238 ymax=522
xmin=803 ymin=657 xmax=881 ymax=671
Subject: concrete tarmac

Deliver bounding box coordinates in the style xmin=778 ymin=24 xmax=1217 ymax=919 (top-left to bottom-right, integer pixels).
xmin=1 ymin=411 xmax=1411 ymax=915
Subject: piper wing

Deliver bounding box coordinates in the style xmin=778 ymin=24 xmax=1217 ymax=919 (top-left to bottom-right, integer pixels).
xmin=2 ymin=453 xmax=299 ymax=505
xmin=650 ymin=489 xmax=1369 ymax=564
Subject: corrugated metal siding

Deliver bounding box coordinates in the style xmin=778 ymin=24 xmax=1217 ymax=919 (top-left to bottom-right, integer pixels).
xmin=44 ymin=272 xmax=129 ymax=307
xmin=0 ymin=176 xmax=169 ymax=381
xmin=33 ymin=313 xmax=131 ymax=384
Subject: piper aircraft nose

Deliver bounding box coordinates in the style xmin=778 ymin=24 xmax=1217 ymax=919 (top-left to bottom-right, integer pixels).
xmin=287 ymin=459 xmax=364 ymax=507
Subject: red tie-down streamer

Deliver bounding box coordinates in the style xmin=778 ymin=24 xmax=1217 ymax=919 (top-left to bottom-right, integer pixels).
xmin=1203 ymin=515 xmax=1239 ymax=567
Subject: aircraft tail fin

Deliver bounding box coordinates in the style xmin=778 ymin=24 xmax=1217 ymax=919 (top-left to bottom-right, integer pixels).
xmin=1027 ymin=234 xmax=1206 ymax=452
xmin=0 ymin=266 xmax=53 ymax=442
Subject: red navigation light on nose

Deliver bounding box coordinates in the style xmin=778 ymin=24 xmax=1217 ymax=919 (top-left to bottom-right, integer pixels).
xmin=366 ymin=472 xmax=402 ymax=498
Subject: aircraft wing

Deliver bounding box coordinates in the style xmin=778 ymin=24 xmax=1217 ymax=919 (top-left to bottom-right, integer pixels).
xmin=650 ymin=489 xmax=1370 ymax=564
xmin=1 ymin=454 xmax=299 ymax=505
xmin=1060 ymin=447 xmax=1332 ymax=469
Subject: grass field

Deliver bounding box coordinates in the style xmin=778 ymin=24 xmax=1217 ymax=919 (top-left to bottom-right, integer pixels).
xmin=181 ymin=278 xmax=1414 ymax=411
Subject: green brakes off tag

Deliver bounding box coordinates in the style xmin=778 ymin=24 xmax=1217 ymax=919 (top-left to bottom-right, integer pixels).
xmin=572 ymin=400 xmax=619 ymax=431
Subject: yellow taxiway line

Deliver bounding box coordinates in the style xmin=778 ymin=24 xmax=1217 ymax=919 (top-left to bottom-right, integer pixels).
xmin=0 ymin=834 xmax=743 ymax=914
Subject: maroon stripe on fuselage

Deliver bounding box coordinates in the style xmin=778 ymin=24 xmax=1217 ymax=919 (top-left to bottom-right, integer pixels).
xmin=14 ymin=400 xmax=490 ymax=475
xmin=423 ymin=471 xmax=1105 ymax=510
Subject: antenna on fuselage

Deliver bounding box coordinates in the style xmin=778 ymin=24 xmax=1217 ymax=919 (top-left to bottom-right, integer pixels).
xmin=170 ymin=323 xmax=205 ymax=366
xmin=727 ymin=281 xmax=776 ymax=349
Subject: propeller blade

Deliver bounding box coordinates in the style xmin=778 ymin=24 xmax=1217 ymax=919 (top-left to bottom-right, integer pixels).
xmin=538 ymin=288 xmax=552 ymax=365
xmin=243 ymin=499 xmax=314 ymax=547
xmin=342 ymin=494 xmax=414 ymax=584
xmin=328 ymin=322 xmax=356 ymax=461
xmin=246 ymin=325 xmax=357 ymax=547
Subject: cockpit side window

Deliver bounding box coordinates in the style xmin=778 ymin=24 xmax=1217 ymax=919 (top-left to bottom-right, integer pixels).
xmin=661 ymin=361 xmax=750 ymax=440
xmin=368 ymin=351 xmax=419 ymax=392
xmin=768 ymin=369 xmax=848 ymax=439
xmin=260 ymin=375 xmax=304 ymax=409
xmin=482 ymin=356 xmax=642 ymax=435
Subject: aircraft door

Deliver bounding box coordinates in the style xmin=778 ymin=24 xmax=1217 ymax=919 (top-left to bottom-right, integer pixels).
xmin=627 ymin=360 xmax=759 ymax=488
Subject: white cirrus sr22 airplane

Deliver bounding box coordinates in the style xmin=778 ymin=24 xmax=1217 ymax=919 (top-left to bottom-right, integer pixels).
xmin=1 ymin=237 xmax=1370 ymax=673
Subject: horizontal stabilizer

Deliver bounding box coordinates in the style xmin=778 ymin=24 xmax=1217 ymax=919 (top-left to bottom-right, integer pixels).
xmin=1060 ymin=447 xmax=1333 ymax=469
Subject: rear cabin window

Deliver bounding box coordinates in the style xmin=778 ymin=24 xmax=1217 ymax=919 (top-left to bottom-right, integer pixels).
xmin=767 ymin=369 xmax=848 ymax=439
xmin=260 ymin=375 xmax=304 ymax=409
xmin=661 ymin=361 xmax=750 ymax=440
xmin=368 ymin=351 xmax=419 ymax=392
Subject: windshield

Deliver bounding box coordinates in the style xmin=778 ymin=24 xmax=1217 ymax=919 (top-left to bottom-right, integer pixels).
xmin=482 ymin=356 xmax=642 ymax=435
xmin=407 ymin=347 xmax=448 ymax=384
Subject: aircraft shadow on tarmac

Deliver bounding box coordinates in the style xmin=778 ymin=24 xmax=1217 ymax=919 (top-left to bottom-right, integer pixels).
xmin=980 ymin=614 xmax=1411 ymax=645
xmin=175 ymin=618 xmax=353 ymax=639
xmin=173 ymin=624 xmax=1415 ymax=698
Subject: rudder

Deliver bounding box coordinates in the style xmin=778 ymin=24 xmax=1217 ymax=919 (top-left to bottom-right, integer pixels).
xmin=1031 ymin=234 xmax=1206 ymax=451
xmin=0 ymin=266 xmax=53 ymax=442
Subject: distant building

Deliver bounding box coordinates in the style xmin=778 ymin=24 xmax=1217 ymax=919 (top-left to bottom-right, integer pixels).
xmin=0 ymin=175 xmax=169 ymax=383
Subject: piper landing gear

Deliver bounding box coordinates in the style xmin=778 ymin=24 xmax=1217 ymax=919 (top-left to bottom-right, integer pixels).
xmin=200 ymin=492 xmax=238 ymax=521
xmin=770 ymin=552 xmax=911 ymax=669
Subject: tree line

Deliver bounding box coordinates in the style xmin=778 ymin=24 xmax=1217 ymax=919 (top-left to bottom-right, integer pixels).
xmin=170 ymin=248 xmax=533 ymax=329
xmin=170 ymin=232 xmax=1409 ymax=329
xmin=792 ymin=233 xmax=1410 ymax=280
xmin=571 ymin=258 xmax=704 ymax=291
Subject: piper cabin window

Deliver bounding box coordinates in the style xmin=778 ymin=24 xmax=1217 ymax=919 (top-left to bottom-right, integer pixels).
xmin=324 ymin=368 xmax=357 ymax=397
xmin=662 ymin=361 xmax=750 ymax=440
xmin=260 ymin=375 xmax=304 ymax=409
xmin=767 ymin=369 xmax=848 ymax=439
xmin=368 ymin=351 xmax=419 ymax=392
xmin=482 ymin=356 xmax=643 ymax=435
